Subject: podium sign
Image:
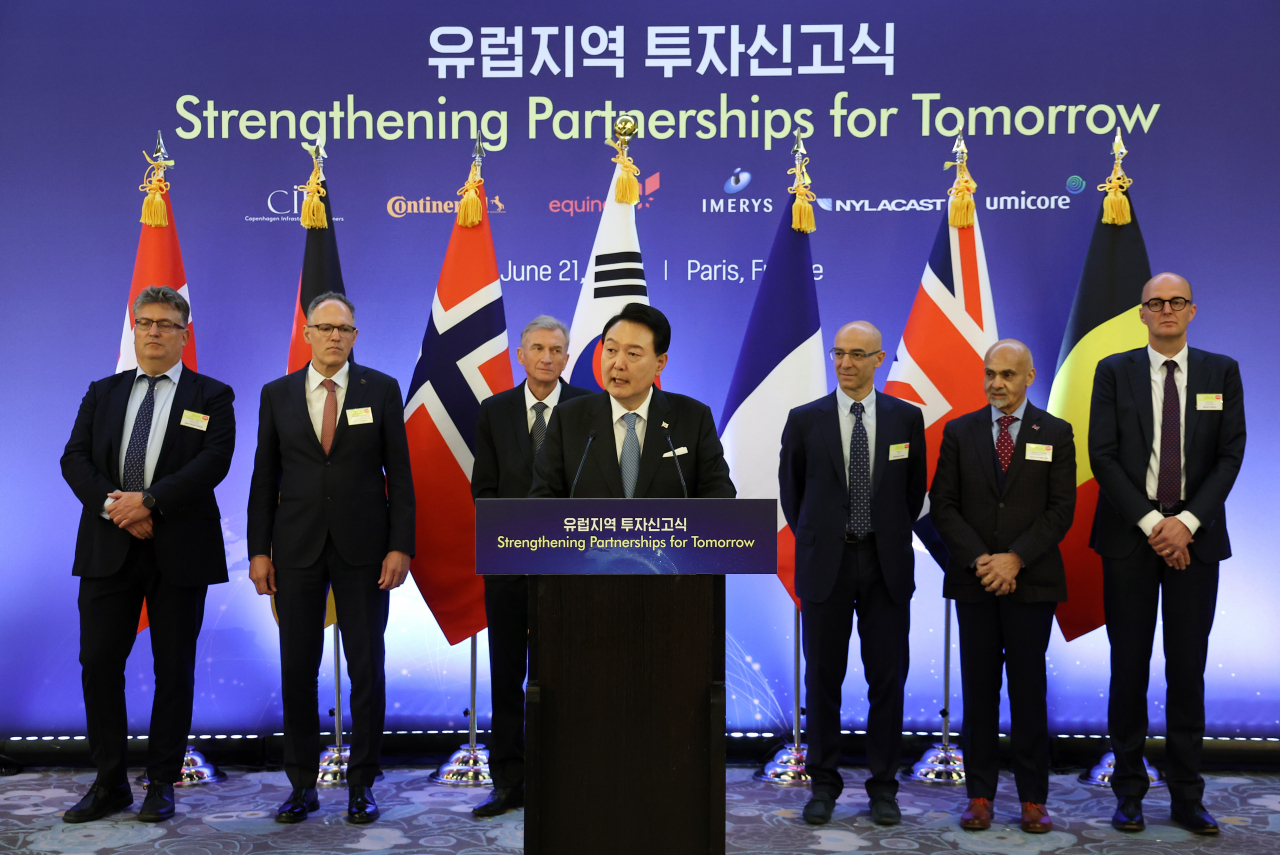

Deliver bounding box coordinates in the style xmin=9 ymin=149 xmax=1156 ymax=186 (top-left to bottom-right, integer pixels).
xmin=475 ymin=497 xmax=776 ymax=575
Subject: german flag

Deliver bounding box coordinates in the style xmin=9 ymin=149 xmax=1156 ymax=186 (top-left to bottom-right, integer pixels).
xmin=287 ymin=146 xmax=347 ymax=373
xmin=1047 ymin=189 xmax=1151 ymax=640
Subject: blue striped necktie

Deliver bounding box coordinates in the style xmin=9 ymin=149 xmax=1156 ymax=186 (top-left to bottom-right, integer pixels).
xmin=620 ymin=412 xmax=640 ymax=498
xmin=123 ymin=374 xmax=161 ymax=491
xmin=531 ymin=401 xmax=548 ymax=453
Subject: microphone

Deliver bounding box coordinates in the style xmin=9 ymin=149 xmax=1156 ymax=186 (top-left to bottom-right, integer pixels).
xmin=666 ymin=433 xmax=688 ymax=499
xmin=570 ymin=430 xmax=596 ymax=499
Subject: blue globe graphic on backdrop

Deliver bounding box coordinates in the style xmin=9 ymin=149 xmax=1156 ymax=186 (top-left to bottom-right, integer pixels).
xmin=724 ymin=168 xmax=752 ymax=194
xmin=1066 ymin=175 xmax=1087 ymax=194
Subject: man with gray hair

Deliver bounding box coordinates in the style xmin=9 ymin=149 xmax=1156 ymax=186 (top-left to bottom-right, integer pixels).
xmin=61 ymin=286 xmax=236 ymax=823
xmin=469 ymin=314 xmax=591 ymax=817
xmin=248 ymin=291 xmax=415 ymax=824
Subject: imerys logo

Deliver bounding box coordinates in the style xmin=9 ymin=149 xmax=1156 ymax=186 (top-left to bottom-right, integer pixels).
xmin=387 ymin=195 xmax=506 ymax=218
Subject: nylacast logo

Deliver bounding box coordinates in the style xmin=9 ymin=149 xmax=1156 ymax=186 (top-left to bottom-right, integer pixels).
xmin=387 ymin=194 xmax=506 ymax=218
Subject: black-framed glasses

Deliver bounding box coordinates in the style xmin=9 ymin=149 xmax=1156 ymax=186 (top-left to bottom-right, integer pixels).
xmin=134 ymin=318 xmax=185 ymax=333
xmin=829 ymin=348 xmax=883 ymax=362
xmin=1143 ymin=297 xmax=1190 ymax=312
xmin=308 ymin=323 xmax=357 ymax=338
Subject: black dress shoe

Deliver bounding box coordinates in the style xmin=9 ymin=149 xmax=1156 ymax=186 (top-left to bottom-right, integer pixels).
xmin=1171 ymin=800 xmax=1219 ymax=834
xmin=137 ymin=783 xmax=175 ymax=822
xmin=1111 ymin=796 xmax=1145 ymax=832
xmin=472 ymin=787 xmax=524 ymax=817
xmin=63 ymin=782 xmax=133 ymax=823
xmin=276 ymin=788 xmax=319 ymax=823
xmin=802 ymin=793 xmax=835 ymax=825
xmin=871 ymin=796 xmax=902 ymax=826
xmin=348 ymin=785 xmax=379 ymax=824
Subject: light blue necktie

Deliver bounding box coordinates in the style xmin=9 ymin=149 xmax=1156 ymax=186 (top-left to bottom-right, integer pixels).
xmin=620 ymin=412 xmax=640 ymax=498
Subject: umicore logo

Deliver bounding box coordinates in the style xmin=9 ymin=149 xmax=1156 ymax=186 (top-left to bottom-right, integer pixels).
xmin=387 ymin=194 xmax=506 ymax=218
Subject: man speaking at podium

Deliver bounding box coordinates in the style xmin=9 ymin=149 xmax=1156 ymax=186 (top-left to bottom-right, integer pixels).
xmin=530 ymin=303 xmax=734 ymax=501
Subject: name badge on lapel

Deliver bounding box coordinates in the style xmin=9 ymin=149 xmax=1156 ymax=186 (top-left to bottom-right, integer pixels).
xmin=180 ymin=410 xmax=209 ymax=431
xmin=1026 ymin=443 xmax=1052 ymax=462
xmin=1196 ymin=394 xmax=1223 ymax=411
xmin=346 ymin=407 xmax=373 ymax=425
xmin=888 ymin=442 xmax=910 ymax=461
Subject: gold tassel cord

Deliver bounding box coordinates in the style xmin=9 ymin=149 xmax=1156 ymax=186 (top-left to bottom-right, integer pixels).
xmin=296 ymin=161 xmax=328 ymax=229
xmin=788 ymin=157 xmax=816 ymax=234
xmin=945 ymin=160 xmax=977 ymax=229
xmin=608 ymin=138 xmax=641 ymax=205
xmin=138 ymin=151 xmax=172 ymax=228
xmin=455 ymin=161 xmax=485 ymax=228
xmin=1098 ymin=162 xmax=1133 ymax=225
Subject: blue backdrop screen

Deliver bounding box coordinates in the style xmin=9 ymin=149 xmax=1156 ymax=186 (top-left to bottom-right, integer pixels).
xmin=2 ymin=0 xmax=1276 ymax=739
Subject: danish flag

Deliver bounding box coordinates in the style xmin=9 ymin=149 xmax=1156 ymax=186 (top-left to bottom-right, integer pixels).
xmin=883 ymin=211 xmax=999 ymax=565
xmin=404 ymin=177 xmax=514 ymax=645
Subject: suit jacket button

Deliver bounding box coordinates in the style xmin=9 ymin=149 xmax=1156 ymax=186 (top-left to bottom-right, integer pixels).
xmin=998 ymin=502 xmax=1004 ymax=508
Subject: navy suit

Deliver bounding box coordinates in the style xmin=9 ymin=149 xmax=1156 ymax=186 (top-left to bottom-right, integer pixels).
xmin=61 ymin=367 xmax=235 ymax=786
xmin=1089 ymin=347 xmax=1245 ymax=802
xmin=779 ymin=390 xmax=926 ymax=800
xmin=471 ymin=379 xmax=591 ymax=789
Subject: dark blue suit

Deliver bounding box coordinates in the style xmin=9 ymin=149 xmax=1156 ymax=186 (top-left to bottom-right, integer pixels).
xmin=1089 ymin=346 xmax=1245 ymax=802
xmin=780 ymin=390 xmax=927 ymax=799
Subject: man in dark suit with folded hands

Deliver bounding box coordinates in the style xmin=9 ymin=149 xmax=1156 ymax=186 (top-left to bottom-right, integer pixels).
xmin=247 ymin=291 xmax=415 ymax=825
xmin=930 ymin=339 xmax=1076 ymax=835
xmin=470 ymin=315 xmax=590 ymax=817
xmin=61 ymin=286 xmax=235 ymax=824
xmin=529 ymin=303 xmax=734 ymax=501
xmin=1089 ymin=273 xmax=1245 ymax=835
xmin=779 ymin=320 xmax=927 ymax=827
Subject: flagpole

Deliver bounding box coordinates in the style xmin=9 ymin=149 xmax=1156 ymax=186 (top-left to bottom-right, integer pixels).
xmin=755 ymin=604 xmax=810 ymax=785
xmin=318 ymin=623 xmax=348 ymax=785
xmin=909 ymin=598 xmax=965 ymax=783
xmin=430 ymin=632 xmax=492 ymax=787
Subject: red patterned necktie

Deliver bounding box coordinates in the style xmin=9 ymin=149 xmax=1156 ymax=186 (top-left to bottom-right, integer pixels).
xmin=320 ymin=378 xmax=337 ymax=454
xmin=1157 ymin=360 xmax=1181 ymax=509
xmin=996 ymin=415 xmax=1017 ymax=472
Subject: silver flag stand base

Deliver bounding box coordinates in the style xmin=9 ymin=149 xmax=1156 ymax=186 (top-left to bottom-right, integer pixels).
xmin=1079 ymin=751 xmax=1166 ymax=787
xmin=754 ymin=742 xmax=810 ymax=786
xmin=317 ymin=743 xmax=350 ymax=787
xmin=136 ymin=746 xmax=225 ymax=786
xmin=909 ymin=742 xmax=966 ymax=784
xmin=430 ymin=743 xmax=492 ymax=787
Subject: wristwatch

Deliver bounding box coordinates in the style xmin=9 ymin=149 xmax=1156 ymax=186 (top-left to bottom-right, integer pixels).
xmin=142 ymin=492 xmax=157 ymax=510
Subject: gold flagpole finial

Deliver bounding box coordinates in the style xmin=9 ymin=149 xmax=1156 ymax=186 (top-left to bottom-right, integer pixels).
xmin=1099 ymin=129 xmax=1134 ymax=225
xmin=139 ymin=130 xmax=174 ymax=228
xmin=944 ymin=135 xmax=977 ymax=228
xmin=297 ymin=142 xmax=329 ymax=229
xmin=456 ymin=139 xmax=488 ymax=228
xmin=789 ymin=131 xmax=816 ymax=233
xmin=609 ymin=115 xmax=641 ymax=205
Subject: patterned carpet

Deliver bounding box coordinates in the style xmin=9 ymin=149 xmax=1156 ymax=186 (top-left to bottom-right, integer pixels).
xmin=2 ymin=765 xmax=1278 ymax=854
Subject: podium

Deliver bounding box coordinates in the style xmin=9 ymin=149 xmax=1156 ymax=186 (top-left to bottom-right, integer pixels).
xmin=476 ymin=498 xmax=775 ymax=855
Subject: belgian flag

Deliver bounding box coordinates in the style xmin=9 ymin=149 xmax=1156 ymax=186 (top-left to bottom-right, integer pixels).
xmin=1047 ymin=189 xmax=1151 ymax=640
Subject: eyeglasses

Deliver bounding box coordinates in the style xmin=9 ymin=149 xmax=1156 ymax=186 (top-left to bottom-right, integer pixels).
xmin=1143 ymin=297 xmax=1190 ymax=313
xmin=308 ymin=323 xmax=357 ymax=339
xmin=134 ymin=318 xmax=185 ymax=333
xmin=829 ymin=348 xmax=883 ymax=362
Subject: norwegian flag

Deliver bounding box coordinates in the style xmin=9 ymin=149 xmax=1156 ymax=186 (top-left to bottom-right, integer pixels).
xmin=883 ymin=211 xmax=999 ymax=566
xmin=720 ymin=202 xmax=826 ymax=607
xmin=404 ymin=175 xmax=514 ymax=646
xmin=118 ymin=177 xmax=195 ymax=634
xmin=563 ymin=164 xmax=651 ymax=390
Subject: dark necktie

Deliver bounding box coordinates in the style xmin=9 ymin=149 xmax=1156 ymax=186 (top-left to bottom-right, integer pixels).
xmin=122 ymin=374 xmax=161 ymax=491
xmin=1157 ymin=360 xmax=1181 ymax=509
xmin=996 ymin=414 xmax=1017 ymax=472
xmin=530 ymin=401 xmax=548 ymax=454
xmin=848 ymin=401 xmax=870 ymax=538
xmin=320 ymin=378 xmax=337 ymax=454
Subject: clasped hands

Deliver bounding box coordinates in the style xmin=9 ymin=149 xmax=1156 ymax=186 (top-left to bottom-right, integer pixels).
xmin=106 ymin=491 xmax=152 ymax=540
xmin=1149 ymin=517 xmax=1193 ymax=569
xmin=249 ymin=551 xmax=412 ymax=595
xmin=975 ymin=552 xmax=1020 ymax=596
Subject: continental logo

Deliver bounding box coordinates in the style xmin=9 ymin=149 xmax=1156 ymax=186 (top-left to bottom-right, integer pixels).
xmin=387 ymin=195 xmax=506 ymax=218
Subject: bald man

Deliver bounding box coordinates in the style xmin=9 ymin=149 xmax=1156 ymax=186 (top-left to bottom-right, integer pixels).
xmin=1089 ymin=274 xmax=1245 ymax=835
xmin=780 ymin=322 xmax=927 ymax=826
xmin=930 ymin=340 xmax=1076 ymax=834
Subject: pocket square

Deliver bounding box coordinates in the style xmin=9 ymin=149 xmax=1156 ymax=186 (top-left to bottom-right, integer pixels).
xmin=662 ymin=447 xmax=689 ymax=457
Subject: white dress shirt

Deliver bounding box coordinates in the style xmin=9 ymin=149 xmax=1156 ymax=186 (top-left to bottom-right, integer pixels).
xmin=306 ymin=361 xmax=350 ymax=442
xmin=524 ymin=380 xmax=563 ymax=431
xmin=1138 ymin=344 xmax=1200 ymax=536
xmin=104 ymin=361 xmax=183 ymax=515
xmin=610 ymin=386 xmax=653 ymax=462
xmin=836 ymin=386 xmax=877 ymax=488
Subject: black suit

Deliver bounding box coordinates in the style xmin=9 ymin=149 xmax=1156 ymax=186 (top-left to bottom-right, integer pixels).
xmin=247 ymin=362 xmax=415 ymax=788
xmin=61 ymin=366 xmax=235 ymax=786
xmin=779 ymin=391 xmax=927 ymax=800
xmin=1089 ymin=347 xmax=1245 ymax=802
xmin=529 ymin=388 xmax=735 ymax=500
xmin=930 ymin=402 xmax=1076 ymax=803
xmin=471 ymin=379 xmax=591 ymax=788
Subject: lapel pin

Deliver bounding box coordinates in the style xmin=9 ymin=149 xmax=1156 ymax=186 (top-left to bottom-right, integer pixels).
xmin=360 ymin=379 xmax=366 ymax=384
xmin=1032 ymin=424 xmax=1040 ymax=430
xmin=662 ymin=421 xmax=669 ymax=428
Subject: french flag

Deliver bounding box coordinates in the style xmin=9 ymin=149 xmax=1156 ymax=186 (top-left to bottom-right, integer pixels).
xmin=719 ymin=203 xmax=826 ymax=605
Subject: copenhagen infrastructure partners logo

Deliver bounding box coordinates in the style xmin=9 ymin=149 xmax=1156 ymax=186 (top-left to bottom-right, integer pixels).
xmin=387 ymin=194 xmax=506 ymax=218
xmin=244 ymin=187 xmax=346 ymax=224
